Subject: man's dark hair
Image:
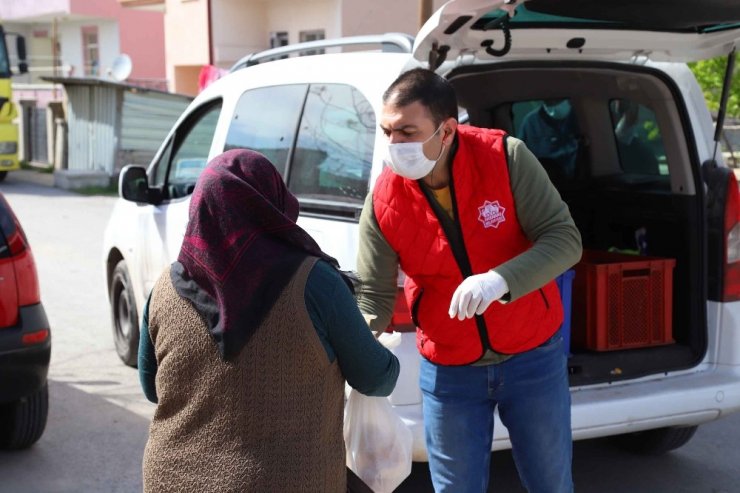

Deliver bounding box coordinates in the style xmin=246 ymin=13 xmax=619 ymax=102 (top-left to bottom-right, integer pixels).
xmin=383 ymin=68 xmax=458 ymax=125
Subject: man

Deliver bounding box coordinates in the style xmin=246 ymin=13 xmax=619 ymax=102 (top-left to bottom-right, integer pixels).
xmin=518 ymin=98 xmax=580 ymax=181
xmin=357 ymin=68 xmax=582 ymax=493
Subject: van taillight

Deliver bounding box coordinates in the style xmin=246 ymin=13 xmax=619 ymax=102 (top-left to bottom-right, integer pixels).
xmin=723 ymin=174 xmax=740 ymax=301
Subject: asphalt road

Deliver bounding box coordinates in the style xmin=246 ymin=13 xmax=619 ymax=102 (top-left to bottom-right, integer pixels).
xmin=1 ymin=173 xmax=739 ymax=493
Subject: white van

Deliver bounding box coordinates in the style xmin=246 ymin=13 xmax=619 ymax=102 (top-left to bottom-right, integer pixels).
xmin=103 ymin=0 xmax=740 ymax=460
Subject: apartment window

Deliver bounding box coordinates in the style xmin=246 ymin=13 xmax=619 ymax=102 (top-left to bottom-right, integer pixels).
xmin=299 ymin=30 xmax=325 ymax=55
xmin=81 ymin=26 xmax=99 ymax=76
xmin=269 ymin=31 xmax=289 ymax=60
xmin=270 ymin=31 xmax=289 ymax=49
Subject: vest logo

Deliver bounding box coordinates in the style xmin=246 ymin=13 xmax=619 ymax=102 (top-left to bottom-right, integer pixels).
xmin=478 ymin=200 xmax=506 ymax=229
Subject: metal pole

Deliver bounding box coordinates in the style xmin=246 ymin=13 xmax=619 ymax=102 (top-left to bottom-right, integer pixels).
xmin=52 ymin=17 xmax=59 ymax=99
xmin=419 ymin=0 xmax=433 ymax=29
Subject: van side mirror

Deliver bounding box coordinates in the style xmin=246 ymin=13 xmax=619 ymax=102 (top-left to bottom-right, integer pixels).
xmin=120 ymin=165 xmax=161 ymax=204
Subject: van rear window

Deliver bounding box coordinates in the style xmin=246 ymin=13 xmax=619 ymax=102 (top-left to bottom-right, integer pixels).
xmin=512 ymin=97 xmax=669 ymax=184
xmin=608 ymin=99 xmax=668 ymax=177
xmin=512 ymin=98 xmax=581 ymax=182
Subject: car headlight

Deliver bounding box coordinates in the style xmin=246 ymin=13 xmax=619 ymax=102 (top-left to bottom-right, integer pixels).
xmin=0 ymin=142 xmax=17 ymax=154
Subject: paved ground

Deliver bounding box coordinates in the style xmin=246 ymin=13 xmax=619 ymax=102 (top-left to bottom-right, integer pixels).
xmin=1 ymin=170 xmax=740 ymax=493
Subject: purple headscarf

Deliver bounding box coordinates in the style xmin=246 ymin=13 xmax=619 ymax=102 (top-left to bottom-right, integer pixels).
xmin=173 ymin=148 xmax=339 ymax=360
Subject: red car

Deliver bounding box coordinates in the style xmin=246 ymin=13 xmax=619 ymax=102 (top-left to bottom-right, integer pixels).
xmin=0 ymin=192 xmax=50 ymax=449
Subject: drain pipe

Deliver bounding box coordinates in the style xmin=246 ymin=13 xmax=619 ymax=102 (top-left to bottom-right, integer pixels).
xmin=207 ymin=0 xmax=214 ymax=66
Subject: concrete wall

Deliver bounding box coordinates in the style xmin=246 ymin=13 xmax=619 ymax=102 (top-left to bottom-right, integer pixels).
xmin=174 ymin=65 xmax=202 ymax=97
xmin=72 ymin=0 xmax=166 ymax=82
xmin=210 ymin=0 xmax=342 ymax=69
xmin=27 ymin=26 xmax=54 ymax=83
xmin=264 ymin=0 xmax=341 ymax=44
xmin=0 ymin=0 xmax=70 ymax=19
xmin=340 ymin=0 xmax=447 ymax=37
xmin=165 ymin=0 xmax=449 ymax=95
xmin=211 ymin=0 xmax=267 ymax=68
xmin=119 ymin=11 xmax=166 ymax=83
xmin=164 ymin=0 xmax=210 ymax=94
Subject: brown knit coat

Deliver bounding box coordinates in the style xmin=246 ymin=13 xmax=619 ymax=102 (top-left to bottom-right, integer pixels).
xmin=142 ymin=258 xmax=346 ymax=492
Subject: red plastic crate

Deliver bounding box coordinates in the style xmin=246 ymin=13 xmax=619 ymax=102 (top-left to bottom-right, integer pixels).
xmin=571 ymin=250 xmax=676 ymax=351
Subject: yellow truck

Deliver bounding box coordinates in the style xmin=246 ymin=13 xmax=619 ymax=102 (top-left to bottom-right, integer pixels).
xmin=0 ymin=26 xmax=27 ymax=183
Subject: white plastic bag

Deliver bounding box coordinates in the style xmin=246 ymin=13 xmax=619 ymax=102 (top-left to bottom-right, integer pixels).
xmin=344 ymin=389 xmax=413 ymax=493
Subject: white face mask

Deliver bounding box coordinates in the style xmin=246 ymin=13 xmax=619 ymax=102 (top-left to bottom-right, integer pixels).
xmin=382 ymin=124 xmax=445 ymax=180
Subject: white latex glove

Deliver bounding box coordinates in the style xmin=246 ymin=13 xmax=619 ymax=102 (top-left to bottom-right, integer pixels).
xmin=449 ymin=270 xmax=509 ymax=321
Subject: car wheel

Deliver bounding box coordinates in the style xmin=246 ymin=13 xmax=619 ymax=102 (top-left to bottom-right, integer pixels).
xmin=613 ymin=425 xmax=698 ymax=455
xmin=111 ymin=259 xmax=140 ymax=367
xmin=0 ymin=383 xmax=49 ymax=450
xmin=0 ymin=171 xmax=7 ymax=182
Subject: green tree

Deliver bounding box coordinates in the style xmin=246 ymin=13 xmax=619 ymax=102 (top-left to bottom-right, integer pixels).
xmin=688 ymin=54 xmax=740 ymax=120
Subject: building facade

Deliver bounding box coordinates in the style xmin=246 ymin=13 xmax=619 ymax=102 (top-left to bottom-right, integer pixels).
xmin=0 ymin=0 xmax=166 ymax=91
xmin=123 ymin=0 xmax=446 ymax=95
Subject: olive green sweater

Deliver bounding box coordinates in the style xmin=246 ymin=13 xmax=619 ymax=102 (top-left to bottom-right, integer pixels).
xmin=356 ymin=136 xmax=582 ymax=363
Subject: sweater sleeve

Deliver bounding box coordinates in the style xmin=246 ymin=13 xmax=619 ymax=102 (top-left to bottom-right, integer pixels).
xmin=305 ymin=260 xmax=400 ymax=397
xmin=494 ymin=137 xmax=583 ymax=300
xmin=138 ymin=294 xmax=159 ymax=404
xmin=355 ymin=192 xmax=399 ymax=334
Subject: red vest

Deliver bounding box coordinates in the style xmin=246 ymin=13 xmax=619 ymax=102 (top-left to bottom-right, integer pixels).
xmin=373 ymin=125 xmax=563 ymax=365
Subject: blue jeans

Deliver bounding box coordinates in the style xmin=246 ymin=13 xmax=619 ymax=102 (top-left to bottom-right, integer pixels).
xmin=420 ymin=332 xmax=573 ymax=493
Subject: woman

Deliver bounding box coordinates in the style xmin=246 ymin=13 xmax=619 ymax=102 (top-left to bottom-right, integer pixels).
xmin=138 ymin=149 xmax=399 ymax=492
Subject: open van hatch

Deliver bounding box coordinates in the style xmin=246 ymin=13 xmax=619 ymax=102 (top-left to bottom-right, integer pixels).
xmin=413 ymin=0 xmax=740 ymax=68
xmin=399 ymin=0 xmax=740 ymax=387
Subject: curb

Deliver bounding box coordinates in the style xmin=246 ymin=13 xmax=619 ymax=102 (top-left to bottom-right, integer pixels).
xmin=6 ymin=169 xmax=55 ymax=187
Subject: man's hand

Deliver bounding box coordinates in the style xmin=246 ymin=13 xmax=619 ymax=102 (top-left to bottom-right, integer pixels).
xmin=449 ymin=271 xmax=509 ymax=320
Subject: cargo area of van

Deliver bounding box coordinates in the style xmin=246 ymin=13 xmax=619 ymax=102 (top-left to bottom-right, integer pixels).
xmin=450 ymin=61 xmax=710 ymax=387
